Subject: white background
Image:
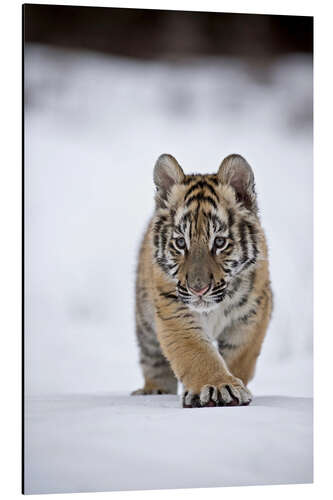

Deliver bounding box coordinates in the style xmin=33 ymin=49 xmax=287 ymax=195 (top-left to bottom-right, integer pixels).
xmin=2 ymin=2 xmax=329 ymax=495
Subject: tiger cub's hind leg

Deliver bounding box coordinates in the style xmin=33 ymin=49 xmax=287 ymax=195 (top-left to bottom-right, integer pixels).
xmin=131 ymin=326 xmax=178 ymax=395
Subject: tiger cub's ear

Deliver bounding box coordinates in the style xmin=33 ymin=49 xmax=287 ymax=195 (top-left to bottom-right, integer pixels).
xmin=154 ymin=154 xmax=185 ymax=208
xmin=218 ymin=154 xmax=257 ymax=212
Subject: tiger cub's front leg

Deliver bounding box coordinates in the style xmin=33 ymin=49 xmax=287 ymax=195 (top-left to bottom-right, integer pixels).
xmin=155 ymin=294 xmax=252 ymax=408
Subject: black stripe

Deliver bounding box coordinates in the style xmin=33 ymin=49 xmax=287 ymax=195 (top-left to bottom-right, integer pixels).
xmin=168 ymin=263 xmax=178 ymax=270
xmin=227 ymin=208 xmax=235 ymax=242
xmin=241 ymin=258 xmax=257 ymax=272
xmin=223 ymin=245 xmax=234 ymax=256
xmin=157 ymin=311 xmax=195 ymax=321
xmin=248 ymin=269 xmax=256 ymax=292
xmin=227 ymin=208 xmax=234 ymax=228
xmin=136 ymin=316 xmax=157 ymax=341
xmin=159 ymin=291 xmax=178 ymax=301
xmin=208 ymin=291 xmax=227 ymax=301
xmin=169 ymin=208 xmax=176 ymax=226
xmin=194 ymin=203 xmax=200 ymax=230
xmin=148 ymin=358 xmax=171 ymax=369
xmin=185 ymin=193 xmax=218 ymax=210
xmin=177 ymin=283 xmax=189 ymax=292
xmin=247 ymin=221 xmax=258 ymax=260
xmin=218 ymin=340 xmax=238 ymax=351
xmin=224 ymin=294 xmax=247 ymax=317
xmin=159 ymin=223 xmax=170 ymax=253
xmin=211 ymin=214 xmax=226 ymax=233
xmin=169 ymin=245 xmax=181 ymax=257
xmin=183 ymin=182 xmax=201 ymax=201
xmin=226 ymin=277 xmax=242 ymax=298
xmin=153 ymin=215 xmax=167 ymax=234
xmin=178 ymin=326 xmax=202 ymax=332
xmin=170 ymin=266 xmax=179 ymax=277
xmin=238 ymin=220 xmax=248 ymax=264
xmin=203 ymin=181 xmax=219 ymax=198
xmin=238 ymin=308 xmax=257 ymax=323
xmin=213 ymin=295 xmax=226 ymax=303
xmin=211 ymin=281 xmax=226 ymax=293
xmin=153 ymin=234 xmax=159 ymax=248
xmin=255 ymin=294 xmax=264 ymax=306
xmin=209 ymin=176 xmax=219 ymax=186
xmin=139 ymin=345 xmax=159 ymax=360
xmin=156 ymin=256 xmax=170 ymax=273
xmin=169 ymin=244 xmax=180 ymax=256
xmin=183 ymin=175 xmax=198 ymax=185
xmin=206 ymin=216 xmax=211 ymax=239
xmin=184 ymin=180 xmax=218 ymax=201
xmin=224 ymin=270 xmax=256 ymax=317
xmin=223 ymin=259 xmax=238 ymax=273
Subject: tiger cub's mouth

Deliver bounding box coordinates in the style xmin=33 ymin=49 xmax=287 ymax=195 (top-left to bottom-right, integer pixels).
xmin=176 ymin=281 xmax=227 ymax=312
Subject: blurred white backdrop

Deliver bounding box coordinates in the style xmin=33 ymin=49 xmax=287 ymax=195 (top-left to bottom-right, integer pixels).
xmin=24 ymin=44 xmax=313 ymax=398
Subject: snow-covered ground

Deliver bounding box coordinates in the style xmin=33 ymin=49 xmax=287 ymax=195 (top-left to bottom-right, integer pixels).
xmin=24 ymin=45 xmax=313 ymax=493
xmin=25 ymin=394 xmax=312 ymax=494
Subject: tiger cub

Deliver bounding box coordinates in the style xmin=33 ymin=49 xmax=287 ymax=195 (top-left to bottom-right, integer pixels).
xmin=132 ymin=153 xmax=272 ymax=407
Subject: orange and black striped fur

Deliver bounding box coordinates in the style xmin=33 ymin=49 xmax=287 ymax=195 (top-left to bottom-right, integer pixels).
xmin=132 ymin=154 xmax=272 ymax=407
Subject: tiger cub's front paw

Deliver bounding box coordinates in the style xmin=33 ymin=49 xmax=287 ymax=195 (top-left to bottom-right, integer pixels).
xmin=182 ymin=379 xmax=252 ymax=408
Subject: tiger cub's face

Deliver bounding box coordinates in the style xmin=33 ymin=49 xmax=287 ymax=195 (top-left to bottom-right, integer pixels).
xmin=152 ymin=154 xmax=261 ymax=313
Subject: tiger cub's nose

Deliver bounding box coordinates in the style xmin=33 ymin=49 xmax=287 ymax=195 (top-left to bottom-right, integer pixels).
xmin=189 ymin=284 xmax=210 ymax=297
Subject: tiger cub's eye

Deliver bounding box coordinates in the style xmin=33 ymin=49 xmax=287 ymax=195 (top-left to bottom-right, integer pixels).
xmin=214 ymin=236 xmax=226 ymax=249
xmin=175 ymin=237 xmax=186 ymax=250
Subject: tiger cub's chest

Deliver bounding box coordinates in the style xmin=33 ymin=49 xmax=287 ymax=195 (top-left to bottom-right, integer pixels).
xmin=196 ymin=274 xmax=258 ymax=344
xmin=198 ymin=306 xmax=232 ymax=342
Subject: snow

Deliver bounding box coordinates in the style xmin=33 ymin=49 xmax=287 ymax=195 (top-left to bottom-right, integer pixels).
xmin=24 ymin=45 xmax=313 ymax=493
xmin=25 ymin=394 xmax=312 ymax=494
